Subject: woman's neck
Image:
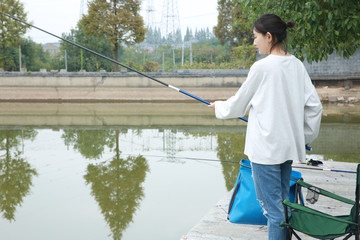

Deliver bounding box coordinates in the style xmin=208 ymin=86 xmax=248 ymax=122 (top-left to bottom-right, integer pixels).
xmin=269 ymin=45 xmax=291 ymax=56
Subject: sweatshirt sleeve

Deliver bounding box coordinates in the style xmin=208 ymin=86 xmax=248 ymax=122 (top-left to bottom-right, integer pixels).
xmin=214 ymin=64 xmax=262 ymax=119
xmin=304 ymin=76 xmax=322 ymax=144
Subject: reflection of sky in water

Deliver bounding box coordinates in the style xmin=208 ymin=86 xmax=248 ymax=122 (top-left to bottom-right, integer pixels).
xmin=0 ymin=129 xmax=228 ymax=240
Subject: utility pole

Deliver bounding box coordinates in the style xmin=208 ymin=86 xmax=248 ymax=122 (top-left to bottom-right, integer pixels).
xmin=162 ymin=52 xmax=165 ymax=72
xmin=173 ymin=48 xmax=175 ymax=65
xmin=65 ymin=49 xmax=68 ymax=71
xmin=19 ymin=45 xmax=22 ymax=72
xmin=181 ymin=41 xmax=184 ymax=65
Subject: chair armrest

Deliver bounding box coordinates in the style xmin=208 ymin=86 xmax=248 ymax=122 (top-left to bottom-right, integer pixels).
xmin=297 ymin=180 xmax=355 ymax=205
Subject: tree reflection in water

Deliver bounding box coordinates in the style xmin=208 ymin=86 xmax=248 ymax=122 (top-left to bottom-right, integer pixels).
xmin=216 ymin=132 xmax=247 ymax=191
xmin=0 ymin=129 xmax=38 ymax=221
xmin=84 ymin=154 xmax=148 ymax=240
xmin=62 ymin=129 xmax=149 ymax=240
xmin=62 ymin=129 xmax=113 ymax=159
xmin=184 ymin=130 xmax=247 ymax=191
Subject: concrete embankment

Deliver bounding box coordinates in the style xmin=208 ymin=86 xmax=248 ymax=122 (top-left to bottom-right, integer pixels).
xmin=182 ymin=161 xmax=359 ymax=240
xmin=0 ymin=71 xmax=359 ymax=103
xmin=0 ymin=71 xmax=246 ymax=102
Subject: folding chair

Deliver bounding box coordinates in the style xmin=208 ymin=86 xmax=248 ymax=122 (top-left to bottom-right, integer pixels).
xmin=281 ymin=164 xmax=360 ymax=240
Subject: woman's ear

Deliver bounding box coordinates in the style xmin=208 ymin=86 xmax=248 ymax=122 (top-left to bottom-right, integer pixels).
xmin=266 ymin=32 xmax=273 ymax=42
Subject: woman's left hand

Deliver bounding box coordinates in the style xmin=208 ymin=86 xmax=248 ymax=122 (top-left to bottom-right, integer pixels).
xmin=208 ymin=102 xmax=215 ymax=110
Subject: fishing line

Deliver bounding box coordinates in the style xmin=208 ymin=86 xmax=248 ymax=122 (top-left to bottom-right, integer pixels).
xmin=115 ymin=153 xmax=357 ymax=174
xmin=0 ymin=11 xmax=247 ymax=122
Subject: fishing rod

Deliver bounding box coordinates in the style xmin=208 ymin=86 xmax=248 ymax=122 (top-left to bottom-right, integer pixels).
xmin=0 ymin=11 xmax=247 ymax=121
xmin=1 ymin=11 xmax=313 ymax=151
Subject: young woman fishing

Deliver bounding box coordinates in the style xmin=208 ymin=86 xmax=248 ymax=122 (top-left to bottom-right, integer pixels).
xmin=209 ymin=14 xmax=322 ymax=240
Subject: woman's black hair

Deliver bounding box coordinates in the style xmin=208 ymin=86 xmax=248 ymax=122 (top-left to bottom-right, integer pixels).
xmin=253 ymin=14 xmax=295 ymax=53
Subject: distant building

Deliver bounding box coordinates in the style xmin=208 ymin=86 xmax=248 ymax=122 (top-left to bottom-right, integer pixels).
xmin=43 ymin=42 xmax=60 ymax=55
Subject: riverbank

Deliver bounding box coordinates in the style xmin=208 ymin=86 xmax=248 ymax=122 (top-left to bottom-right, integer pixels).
xmin=0 ymin=72 xmax=359 ymax=103
xmin=316 ymin=86 xmax=360 ymax=104
xmin=0 ymin=86 xmax=359 ymax=104
xmin=182 ymin=161 xmax=359 ymax=240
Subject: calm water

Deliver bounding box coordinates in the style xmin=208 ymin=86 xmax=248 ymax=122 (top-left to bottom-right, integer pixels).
xmin=0 ymin=102 xmax=359 ymax=240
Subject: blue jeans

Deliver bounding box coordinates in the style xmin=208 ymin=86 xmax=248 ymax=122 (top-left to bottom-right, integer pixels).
xmin=252 ymin=160 xmax=292 ymax=240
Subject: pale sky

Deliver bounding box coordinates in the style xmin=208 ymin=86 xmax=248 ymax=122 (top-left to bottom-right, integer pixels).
xmin=19 ymin=0 xmax=219 ymax=44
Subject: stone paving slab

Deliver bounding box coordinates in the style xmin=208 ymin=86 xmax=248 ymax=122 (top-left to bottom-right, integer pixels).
xmin=182 ymin=161 xmax=359 ymax=240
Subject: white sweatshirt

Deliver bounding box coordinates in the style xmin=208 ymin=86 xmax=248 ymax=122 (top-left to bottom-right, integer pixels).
xmin=214 ymin=55 xmax=322 ymax=164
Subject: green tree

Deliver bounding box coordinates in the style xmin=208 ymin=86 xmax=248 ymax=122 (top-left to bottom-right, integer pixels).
xmin=119 ymin=45 xmax=148 ymax=71
xmin=214 ymin=0 xmax=252 ymax=46
xmin=231 ymin=44 xmax=256 ymax=69
xmin=181 ymin=38 xmax=256 ymax=70
xmin=0 ymin=0 xmax=30 ymax=71
xmin=194 ymin=28 xmax=216 ymax=43
xmin=1 ymin=38 xmax=52 ymax=72
xmin=56 ymin=24 xmax=114 ymax=72
xmin=20 ymin=38 xmax=52 ymax=71
xmin=236 ymin=0 xmax=360 ymax=62
xmin=80 ymin=0 xmax=146 ymax=72
xmin=184 ymin=27 xmax=193 ymax=43
xmin=142 ymin=26 xmax=162 ymax=51
xmin=0 ymin=44 xmax=17 ymax=71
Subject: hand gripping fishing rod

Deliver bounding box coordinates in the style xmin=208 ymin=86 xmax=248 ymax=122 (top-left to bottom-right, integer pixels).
xmin=0 ymin=11 xmax=247 ymax=123
xmin=1 ymin=11 xmax=314 ymax=150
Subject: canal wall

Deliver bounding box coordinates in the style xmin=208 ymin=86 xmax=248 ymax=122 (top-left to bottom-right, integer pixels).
xmin=0 ymin=70 xmax=359 ymax=103
xmin=0 ymin=71 xmax=246 ymax=102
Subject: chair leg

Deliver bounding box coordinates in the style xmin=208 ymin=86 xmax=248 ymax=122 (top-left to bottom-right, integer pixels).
xmin=286 ymin=228 xmax=292 ymax=240
xmin=343 ymin=235 xmax=352 ymax=240
xmin=290 ymin=229 xmax=302 ymax=240
xmin=343 ymin=233 xmax=359 ymax=240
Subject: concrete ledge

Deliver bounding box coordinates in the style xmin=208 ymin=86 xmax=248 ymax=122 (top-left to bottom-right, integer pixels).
xmin=0 ymin=73 xmax=247 ymax=89
xmin=0 ymin=70 xmax=250 ymax=77
xmin=182 ymin=161 xmax=359 ymax=240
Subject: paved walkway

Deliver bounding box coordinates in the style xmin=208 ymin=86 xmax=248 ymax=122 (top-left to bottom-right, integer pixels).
xmin=182 ymin=161 xmax=359 ymax=240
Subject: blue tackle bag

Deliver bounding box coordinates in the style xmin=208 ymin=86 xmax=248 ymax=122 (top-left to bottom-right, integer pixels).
xmin=228 ymin=159 xmax=303 ymax=225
